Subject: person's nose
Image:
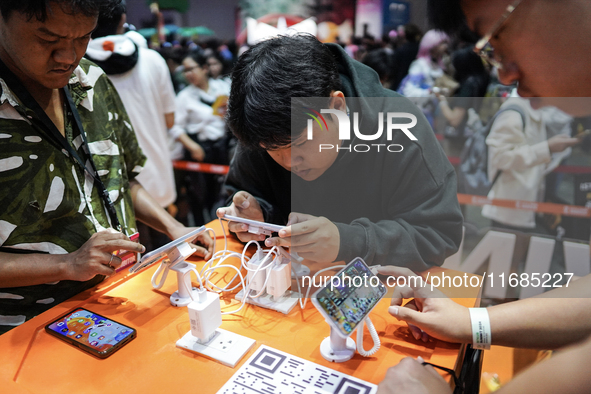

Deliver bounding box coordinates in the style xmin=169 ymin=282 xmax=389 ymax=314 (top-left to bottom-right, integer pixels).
xmin=497 ymin=62 xmax=521 ymax=86
xmin=279 ymin=148 xmax=303 ymax=168
xmin=53 ymin=41 xmax=77 ymax=65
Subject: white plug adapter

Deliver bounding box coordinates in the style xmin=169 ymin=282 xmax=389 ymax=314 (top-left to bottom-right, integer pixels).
xmin=188 ymin=289 xmax=222 ymax=344
xmin=246 ymin=250 xmax=269 ymax=293
xmin=267 ymin=260 xmax=291 ymax=299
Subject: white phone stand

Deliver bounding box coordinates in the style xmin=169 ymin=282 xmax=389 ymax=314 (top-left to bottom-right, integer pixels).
xmin=284 ymin=249 xmax=310 ymax=278
xmin=320 ymin=325 xmax=356 ymax=363
xmin=152 ymin=242 xmax=200 ymax=307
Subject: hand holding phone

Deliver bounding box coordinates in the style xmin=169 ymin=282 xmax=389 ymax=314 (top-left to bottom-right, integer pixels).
xmin=216 ymin=191 xmax=267 ymax=242
xmin=45 ymin=309 xmax=136 ymax=358
xmin=222 ymin=214 xmax=284 ymax=236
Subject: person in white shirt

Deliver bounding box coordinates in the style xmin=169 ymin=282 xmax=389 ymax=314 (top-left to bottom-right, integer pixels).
xmin=170 ymin=51 xmax=231 ymax=225
xmin=483 ymin=96 xmax=578 ymax=229
xmin=86 ymin=4 xmax=178 ymax=250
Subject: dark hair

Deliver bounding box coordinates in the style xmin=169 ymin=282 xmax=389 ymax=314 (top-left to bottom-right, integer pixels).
xmin=452 ymin=46 xmax=487 ymax=83
xmin=362 ymin=49 xmax=391 ymax=83
xmin=206 ymin=51 xmax=232 ymax=78
xmin=404 ymin=24 xmax=423 ymax=43
xmin=426 ymin=0 xmax=466 ymax=36
xmin=227 ymin=34 xmax=341 ymax=151
xmin=187 ymin=49 xmax=208 ymax=68
xmin=92 ymin=0 xmax=126 ymax=38
xmin=0 ymin=0 xmax=122 ymax=22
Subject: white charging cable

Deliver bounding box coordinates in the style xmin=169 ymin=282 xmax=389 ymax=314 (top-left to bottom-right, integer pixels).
xmin=356 ymin=317 xmax=380 ymax=357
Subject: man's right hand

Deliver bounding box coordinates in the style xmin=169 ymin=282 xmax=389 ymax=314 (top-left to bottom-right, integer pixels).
xmin=216 ymin=191 xmax=266 ymax=242
xmin=63 ymin=230 xmax=145 ymax=281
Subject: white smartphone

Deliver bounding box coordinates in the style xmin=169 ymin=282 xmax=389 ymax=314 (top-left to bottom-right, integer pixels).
xmin=222 ymin=214 xmax=284 ymax=236
xmin=311 ymin=258 xmax=387 ymax=338
xmin=129 ymin=226 xmax=206 ymax=274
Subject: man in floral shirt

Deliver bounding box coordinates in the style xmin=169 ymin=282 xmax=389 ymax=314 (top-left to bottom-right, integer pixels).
xmin=0 ymin=0 xmax=212 ymax=334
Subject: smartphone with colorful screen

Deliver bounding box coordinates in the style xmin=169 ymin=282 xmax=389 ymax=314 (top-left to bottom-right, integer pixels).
xmin=45 ymin=308 xmax=136 ymax=358
xmin=311 ymin=258 xmax=387 ymax=337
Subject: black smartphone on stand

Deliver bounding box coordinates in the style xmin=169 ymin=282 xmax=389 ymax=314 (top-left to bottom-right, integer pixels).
xmin=45 ymin=308 xmax=136 ymax=359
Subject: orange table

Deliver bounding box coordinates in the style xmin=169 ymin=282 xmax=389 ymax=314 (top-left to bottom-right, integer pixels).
xmin=0 ymin=221 xmax=480 ymax=393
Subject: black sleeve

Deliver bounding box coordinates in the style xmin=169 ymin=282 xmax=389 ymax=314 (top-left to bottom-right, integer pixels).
xmin=222 ymin=144 xmax=291 ymax=225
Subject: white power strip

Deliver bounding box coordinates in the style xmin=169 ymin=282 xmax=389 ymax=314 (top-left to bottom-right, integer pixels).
xmin=235 ymin=289 xmax=301 ymax=314
xmin=217 ymin=345 xmax=377 ymax=394
xmin=176 ymin=328 xmax=256 ymax=368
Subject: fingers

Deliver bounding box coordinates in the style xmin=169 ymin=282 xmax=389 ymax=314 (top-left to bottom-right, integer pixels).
xmin=376 ymin=265 xmax=418 ymax=278
xmin=279 ymin=220 xmax=323 ymax=245
xmin=104 ymin=252 xmax=122 ymax=269
xmin=232 ymin=191 xmax=252 ymax=210
xmin=388 ymin=303 xmax=425 ymax=327
xmin=190 ymin=233 xmax=214 ymax=260
xmin=286 ymin=212 xmax=314 ymax=226
xmin=216 ymin=191 xmax=254 ymax=218
xmin=264 ymin=236 xmax=291 ymax=248
xmin=228 ymin=221 xmax=249 ymax=234
xmin=191 ymin=245 xmax=212 ymax=260
xmin=107 ymin=239 xmax=145 ymax=254
xmin=390 ymin=283 xmax=421 ymax=306
xmin=90 ymin=231 xmax=145 ymax=254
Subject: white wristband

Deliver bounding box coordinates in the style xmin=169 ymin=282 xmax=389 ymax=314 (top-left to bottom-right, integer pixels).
xmin=469 ymin=308 xmax=491 ymax=350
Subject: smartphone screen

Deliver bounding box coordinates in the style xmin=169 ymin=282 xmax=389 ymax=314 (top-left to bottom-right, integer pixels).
xmin=45 ymin=308 xmax=136 ymax=358
xmin=313 ymin=258 xmax=387 ymax=337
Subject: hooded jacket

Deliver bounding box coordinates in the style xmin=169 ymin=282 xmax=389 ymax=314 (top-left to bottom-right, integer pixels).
xmin=224 ymin=44 xmax=462 ymax=271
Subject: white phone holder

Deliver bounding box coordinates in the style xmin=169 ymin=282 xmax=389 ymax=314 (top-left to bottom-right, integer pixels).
xmin=319 ymin=317 xmax=381 ymax=363
xmin=320 ymin=325 xmax=356 ymax=363
xmin=152 ymin=242 xmax=200 ymax=307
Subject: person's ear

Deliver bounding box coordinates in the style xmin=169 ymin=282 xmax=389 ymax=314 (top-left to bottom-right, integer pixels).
xmin=329 ymin=90 xmax=346 ymax=112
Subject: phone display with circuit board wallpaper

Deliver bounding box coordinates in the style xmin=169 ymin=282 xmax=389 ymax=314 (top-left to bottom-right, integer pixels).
xmin=45 ymin=308 xmax=136 ymax=359
xmin=312 ymin=258 xmax=387 ymax=337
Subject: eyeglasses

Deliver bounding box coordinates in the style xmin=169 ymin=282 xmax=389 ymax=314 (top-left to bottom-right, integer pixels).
xmin=474 ymin=0 xmax=524 ymax=69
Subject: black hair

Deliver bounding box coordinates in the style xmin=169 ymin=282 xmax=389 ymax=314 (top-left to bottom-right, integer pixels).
xmin=0 ymin=0 xmax=122 ymax=22
xmin=404 ymin=24 xmax=423 ymax=43
xmin=362 ymin=49 xmax=391 ymax=83
xmin=92 ymin=0 xmax=126 ymax=38
xmin=452 ymin=46 xmax=488 ymax=85
xmin=187 ymin=49 xmax=208 ymax=68
xmin=227 ymin=34 xmax=342 ymax=151
xmin=426 ymin=0 xmax=466 ymax=36
xmin=205 ymin=51 xmax=232 ymax=78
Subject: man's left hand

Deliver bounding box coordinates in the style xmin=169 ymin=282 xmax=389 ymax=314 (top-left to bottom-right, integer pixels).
xmin=264 ymin=212 xmax=339 ymax=263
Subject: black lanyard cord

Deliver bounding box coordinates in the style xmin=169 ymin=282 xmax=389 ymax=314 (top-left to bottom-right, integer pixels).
xmin=0 ymin=59 xmax=122 ymax=231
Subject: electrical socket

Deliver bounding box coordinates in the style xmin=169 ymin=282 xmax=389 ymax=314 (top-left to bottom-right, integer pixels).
xmin=176 ymin=328 xmax=256 ymax=368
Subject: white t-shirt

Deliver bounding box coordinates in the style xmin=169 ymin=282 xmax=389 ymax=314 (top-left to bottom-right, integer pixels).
xmin=169 ymin=84 xmax=227 ymax=144
xmin=108 ymin=46 xmax=177 ymax=207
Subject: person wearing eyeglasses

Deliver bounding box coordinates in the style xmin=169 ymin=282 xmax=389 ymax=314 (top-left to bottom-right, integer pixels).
xmin=170 ymin=50 xmax=231 ymax=226
xmin=376 ymin=0 xmax=591 ymax=393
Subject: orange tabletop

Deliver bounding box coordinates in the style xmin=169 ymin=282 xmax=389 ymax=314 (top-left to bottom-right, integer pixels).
xmin=0 ymin=220 xmax=480 ymax=394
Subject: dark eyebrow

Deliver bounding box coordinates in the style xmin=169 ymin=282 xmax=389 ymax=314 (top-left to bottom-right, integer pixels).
xmin=37 ymin=26 xmax=95 ymax=39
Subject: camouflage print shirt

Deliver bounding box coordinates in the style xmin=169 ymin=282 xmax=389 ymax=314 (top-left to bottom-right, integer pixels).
xmin=0 ymin=58 xmax=146 ymax=334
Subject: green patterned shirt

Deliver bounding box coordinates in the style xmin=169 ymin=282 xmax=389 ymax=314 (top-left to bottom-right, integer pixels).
xmin=0 ymin=58 xmax=146 ymax=334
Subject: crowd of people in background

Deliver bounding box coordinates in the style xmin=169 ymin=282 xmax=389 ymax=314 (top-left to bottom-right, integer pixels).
xmin=110 ymin=19 xmax=589 ymax=251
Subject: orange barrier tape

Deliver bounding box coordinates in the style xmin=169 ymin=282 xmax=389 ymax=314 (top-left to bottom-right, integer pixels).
xmin=457 ymin=193 xmax=591 ymax=218
xmin=173 ymin=160 xmax=229 ymax=175
xmin=446 ymin=156 xmax=591 ymax=174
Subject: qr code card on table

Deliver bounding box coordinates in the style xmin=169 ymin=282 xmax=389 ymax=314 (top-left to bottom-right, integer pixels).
xmin=217 ymin=345 xmax=377 ymax=394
